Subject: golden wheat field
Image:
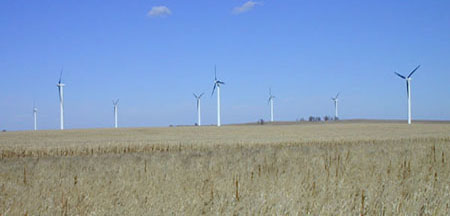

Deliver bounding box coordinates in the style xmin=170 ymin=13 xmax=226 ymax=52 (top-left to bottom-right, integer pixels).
xmin=0 ymin=121 xmax=449 ymax=215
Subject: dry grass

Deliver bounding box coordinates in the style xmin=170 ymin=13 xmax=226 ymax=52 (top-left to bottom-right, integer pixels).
xmin=0 ymin=122 xmax=449 ymax=215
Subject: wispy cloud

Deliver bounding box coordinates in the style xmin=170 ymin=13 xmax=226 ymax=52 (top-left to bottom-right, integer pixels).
xmin=147 ymin=6 xmax=172 ymax=17
xmin=232 ymin=1 xmax=262 ymax=14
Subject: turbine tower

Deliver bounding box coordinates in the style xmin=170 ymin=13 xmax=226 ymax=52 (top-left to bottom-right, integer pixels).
xmin=211 ymin=66 xmax=225 ymax=127
xmin=395 ymin=65 xmax=420 ymax=125
xmin=268 ymin=88 xmax=275 ymax=122
xmin=56 ymin=69 xmax=65 ymax=130
xmin=331 ymin=93 xmax=340 ymax=120
xmin=33 ymin=104 xmax=37 ymax=131
xmin=193 ymin=93 xmax=204 ymax=126
xmin=113 ymin=99 xmax=119 ymax=128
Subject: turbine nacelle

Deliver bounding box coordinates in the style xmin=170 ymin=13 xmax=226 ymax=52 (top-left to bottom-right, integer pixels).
xmin=57 ymin=68 xmax=64 ymax=86
xmin=193 ymin=93 xmax=204 ymax=100
xmin=331 ymin=92 xmax=340 ymax=101
xmin=395 ymin=65 xmax=420 ymax=80
xmin=211 ymin=67 xmax=225 ymax=96
xmin=215 ymin=80 xmax=225 ymax=85
xmin=268 ymin=88 xmax=275 ymax=101
xmin=113 ymin=99 xmax=119 ymax=106
xmin=268 ymin=95 xmax=275 ymax=104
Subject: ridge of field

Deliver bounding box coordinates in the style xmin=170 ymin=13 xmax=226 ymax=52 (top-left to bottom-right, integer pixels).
xmin=0 ymin=122 xmax=449 ymax=215
xmin=1 ymin=121 xmax=449 ymax=158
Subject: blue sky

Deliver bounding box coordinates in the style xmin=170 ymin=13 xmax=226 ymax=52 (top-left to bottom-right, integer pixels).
xmin=1 ymin=0 xmax=449 ymax=130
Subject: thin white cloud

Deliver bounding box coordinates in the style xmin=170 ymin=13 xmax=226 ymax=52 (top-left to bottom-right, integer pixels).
xmin=232 ymin=1 xmax=262 ymax=14
xmin=147 ymin=6 xmax=172 ymax=17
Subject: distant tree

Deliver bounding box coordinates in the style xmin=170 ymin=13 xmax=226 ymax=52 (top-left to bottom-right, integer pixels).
xmin=194 ymin=123 xmax=198 ymax=126
xmin=258 ymin=119 xmax=265 ymax=125
xmin=309 ymin=116 xmax=314 ymax=122
xmin=324 ymin=116 xmax=329 ymax=121
xmin=335 ymin=117 xmax=339 ymax=121
xmin=2 ymin=130 xmax=6 ymax=132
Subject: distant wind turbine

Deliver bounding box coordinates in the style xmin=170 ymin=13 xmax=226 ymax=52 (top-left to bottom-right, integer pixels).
xmin=395 ymin=65 xmax=420 ymax=125
xmin=193 ymin=93 xmax=204 ymax=126
xmin=33 ymin=103 xmax=37 ymax=131
xmin=268 ymin=88 xmax=275 ymax=122
xmin=331 ymin=93 xmax=340 ymax=120
xmin=211 ymin=66 xmax=225 ymax=127
xmin=56 ymin=69 xmax=65 ymax=130
xmin=113 ymin=99 xmax=119 ymax=128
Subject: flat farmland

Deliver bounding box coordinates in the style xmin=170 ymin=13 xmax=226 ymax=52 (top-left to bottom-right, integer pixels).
xmin=1 ymin=122 xmax=449 ymax=215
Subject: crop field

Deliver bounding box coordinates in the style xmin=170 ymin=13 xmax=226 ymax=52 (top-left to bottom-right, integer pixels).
xmin=0 ymin=121 xmax=449 ymax=215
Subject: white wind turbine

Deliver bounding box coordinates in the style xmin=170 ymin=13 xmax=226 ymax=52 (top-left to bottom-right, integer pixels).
xmin=268 ymin=88 xmax=275 ymax=122
xmin=56 ymin=69 xmax=65 ymax=130
xmin=331 ymin=93 xmax=340 ymax=120
xmin=211 ymin=66 xmax=225 ymax=127
xmin=113 ymin=99 xmax=119 ymax=128
xmin=33 ymin=103 xmax=37 ymax=131
xmin=395 ymin=65 xmax=420 ymax=125
xmin=193 ymin=93 xmax=204 ymax=126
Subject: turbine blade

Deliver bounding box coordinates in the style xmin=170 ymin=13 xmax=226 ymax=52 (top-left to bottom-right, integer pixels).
xmin=193 ymin=93 xmax=198 ymax=98
xmin=394 ymin=72 xmax=406 ymax=79
xmin=211 ymin=83 xmax=216 ymax=96
xmin=336 ymin=92 xmax=340 ymax=98
xmin=59 ymin=68 xmax=63 ymax=83
xmin=199 ymin=93 xmax=204 ymax=98
xmin=408 ymin=65 xmax=420 ymax=78
xmin=214 ymin=65 xmax=217 ymax=80
xmin=218 ymin=81 xmax=225 ymax=85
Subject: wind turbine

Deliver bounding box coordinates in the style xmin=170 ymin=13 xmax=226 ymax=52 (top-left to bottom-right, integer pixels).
xmin=211 ymin=66 xmax=225 ymax=127
xmin=33 ymin=103 xmax=37 ymax=131
xmin=395 ymin=65 xmax=420 ymax=125
xmin=331 ymin=93 xmax=339 ymax=120
xmin=56 ymin=69 xmax=65 ymax=130
xmin=113 ymin=99 xmax=119 ymax=128
xmin=193 ymin=93 xmax=204 ymax=126
xmin=268 ymin=88 xmax=275 ymax=122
